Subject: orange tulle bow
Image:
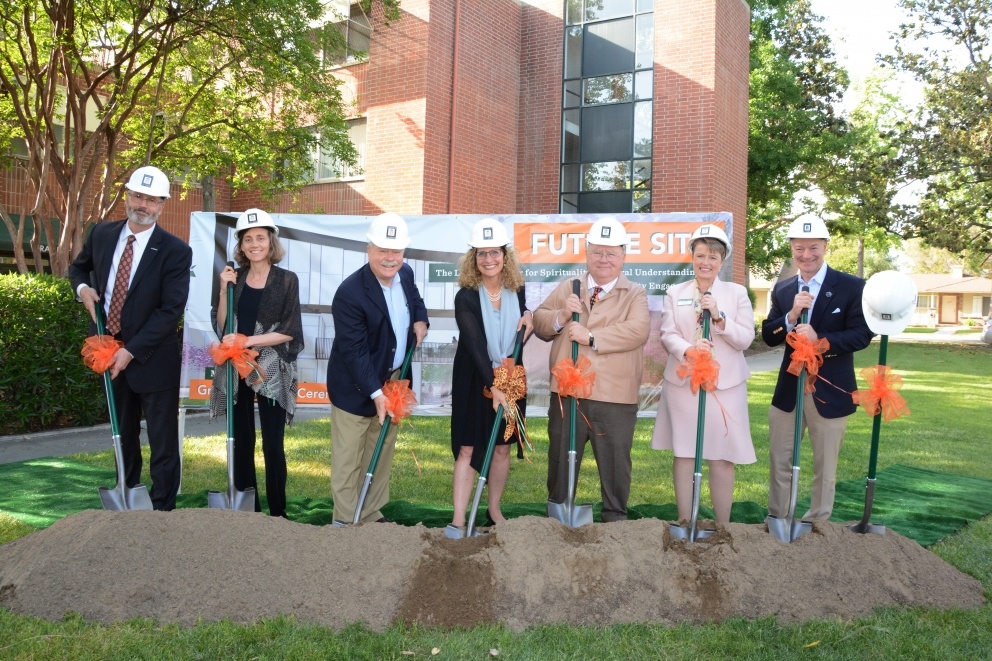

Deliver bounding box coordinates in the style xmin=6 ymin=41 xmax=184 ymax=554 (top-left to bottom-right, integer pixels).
xmin=552 ymin=354 xmax=596 ymax=400
xmin=209 ymin=334 xmax=266 ymax=381
xmin=786 ymin=331 xmax=829 ymax=393
xmin=81 ymin=335 xmax=124 ymax=374
xmin=485 ymin=357 xmax=528 ymax=441
xmin=676 ymin=347 xmax=721 ymax=394
xmin=852 ymin=365 xmax=910 ymax=421
xmin=383 ymin=378 xmax=417 ymax=424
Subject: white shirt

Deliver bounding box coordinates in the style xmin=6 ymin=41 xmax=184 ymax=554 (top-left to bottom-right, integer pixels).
xmin=785 ymin=262 xmax=827 ymax=331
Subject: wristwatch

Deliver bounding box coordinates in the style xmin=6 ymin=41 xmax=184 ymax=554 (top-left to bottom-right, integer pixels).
xmin=588 ymin=331 xmax=595 ymax=348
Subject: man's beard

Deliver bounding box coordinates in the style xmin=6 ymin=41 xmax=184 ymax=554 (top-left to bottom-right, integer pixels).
xmin=126 ymin=203 xmax=160 ymax=226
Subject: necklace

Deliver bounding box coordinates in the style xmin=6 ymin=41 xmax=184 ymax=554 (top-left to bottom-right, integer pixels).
xmin=485 ymin=286 xmax=501 ymax=303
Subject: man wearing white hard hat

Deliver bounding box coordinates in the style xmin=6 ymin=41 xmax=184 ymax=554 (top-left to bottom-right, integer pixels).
xmin=69 ymin=165 xmax=192 ymax=510
xmin=761 ymin=214 xmax=874 ymax=521
xmin=533 ymin=217 xmax=650 ymax=522
xmin=326 ymin=212 xmax=429 ymax=524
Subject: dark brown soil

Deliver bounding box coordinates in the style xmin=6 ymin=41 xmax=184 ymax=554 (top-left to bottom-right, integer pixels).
xmin=0 ymin=510 xmax=984 ymax=631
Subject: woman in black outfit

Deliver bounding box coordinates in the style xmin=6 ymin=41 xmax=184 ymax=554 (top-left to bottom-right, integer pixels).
xmin=446 ymin=218 xmax=532 ymax=538
xmin=210 ymin=208 xmax=303 ymax=517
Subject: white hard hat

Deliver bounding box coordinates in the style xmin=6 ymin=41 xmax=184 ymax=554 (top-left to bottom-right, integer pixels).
xmin=235 ymin=208 xmax=278 ymax=238
xmin=586 ymin=217 xmax=628 ymax=247
xmin=367 ymin=212 xmax=410 ymax=250
xmin=125 ymin=165 xmax=171 ymax=199
xmin=787 ymin=214 xmax=830 ymax=240
xmin=468 ymin=218 xmax=509 ymax=248
xmin=688 ymin=224 xmax=731 ymax=258
xmin=862 ymin=270 xmax=917 ymax=336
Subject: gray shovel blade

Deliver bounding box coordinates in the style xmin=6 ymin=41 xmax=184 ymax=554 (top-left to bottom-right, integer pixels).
xmin=766 ymin=515 xmax=791 ymax=543
xmin=99 ymin=483 xmax=153 ymax=511
xmin=790 ymin=519 xmax=813 ymax=541
xmin=547 ymin=500 xmax=594 ymax=527
xmin=206 ymin=487 xmax=256 ymax=512
xmin=669 ymin=522 xmax=715 ymax=542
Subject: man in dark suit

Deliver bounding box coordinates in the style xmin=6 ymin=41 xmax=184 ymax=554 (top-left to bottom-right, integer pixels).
xmin=69 ymin=166 xmax=192 ymax=511
xmin=762 ymin=214 xmax=874 ymax=521
xmin=327 ymin=213 xmax=428 ymax=525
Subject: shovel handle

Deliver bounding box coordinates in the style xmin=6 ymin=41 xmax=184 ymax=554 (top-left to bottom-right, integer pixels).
xmin=226 ymin=262 xmax=236 ymax=431
xmin=791 ymin=288 xmax=810 ymax=463
xmin=692 ymin=306 xmax=711 ymax=476
xmin=89 ymin=273 xmax=121 ymax=438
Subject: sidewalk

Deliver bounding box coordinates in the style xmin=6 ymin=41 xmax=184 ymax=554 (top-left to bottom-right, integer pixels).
xmin=2 ymin=328 xmax=982 ymax=466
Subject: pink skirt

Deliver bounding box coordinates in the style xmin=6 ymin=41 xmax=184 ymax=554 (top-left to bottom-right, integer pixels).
xmin=650 ymin=380 xmax=756 ymax=464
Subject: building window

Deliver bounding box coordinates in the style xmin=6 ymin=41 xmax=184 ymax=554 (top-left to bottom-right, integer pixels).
xmin=313 ymin=118 xmax=366 ymax=182
xmin=320 ymin=2 xmax=372 ymax=67
xmin=561 ymin=1 xmax=653 ymax=214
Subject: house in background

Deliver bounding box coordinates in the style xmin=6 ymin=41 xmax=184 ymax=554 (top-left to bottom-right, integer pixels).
xmin=909 ymin=269 xmax=992 ymax=326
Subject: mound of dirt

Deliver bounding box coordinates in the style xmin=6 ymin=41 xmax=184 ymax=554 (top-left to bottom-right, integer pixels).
xmin=0 ymin=510 xmax=984 ymax=631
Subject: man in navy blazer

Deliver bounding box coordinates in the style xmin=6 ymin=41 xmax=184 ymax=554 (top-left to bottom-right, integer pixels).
xmin=69 ymin=166 xmax=192 ymax=511
xmin=762 ymin=214 xmax=874 ymax=521
xmin=327 ymin=213 xmax=428 ymax=524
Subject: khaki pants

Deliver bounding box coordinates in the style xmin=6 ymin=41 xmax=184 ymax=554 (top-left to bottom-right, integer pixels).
xmin=331 ymin=404 xmax=399 ymax=524
xmin=768 ymin=392 xmax=848 ymax=520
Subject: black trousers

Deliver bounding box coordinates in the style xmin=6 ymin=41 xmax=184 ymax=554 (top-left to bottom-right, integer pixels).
xmin=232 ymin=378 xmax=288 ymax=517
xmin=547 ymin=396 xmax=637 ymax=522
xmin=111 ymin=376 xmax=181 ymax=511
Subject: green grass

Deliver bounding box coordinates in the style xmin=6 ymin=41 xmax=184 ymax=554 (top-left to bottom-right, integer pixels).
xmin=1 ymin=342 xmax=990 ymax=659
xmin=902 ymin=327 xmax=938 ymax=334
xmin=954 ymin=328 xmax=981 ymax=335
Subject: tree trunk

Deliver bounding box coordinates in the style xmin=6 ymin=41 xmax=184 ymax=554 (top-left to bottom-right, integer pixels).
xmin=201 ymin=175 xmax=215 ymax=212
xmin=857 ymin=236 xmax=865 ymax=279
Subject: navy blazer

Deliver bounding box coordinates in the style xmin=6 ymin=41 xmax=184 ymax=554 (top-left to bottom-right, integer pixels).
xmin=761 ymin=266 xmax=874 ymax=418
xmin=326 ymin=262 xmax=429 ymax=417
xmin=69 ymin=219 xmax=192 ymax=394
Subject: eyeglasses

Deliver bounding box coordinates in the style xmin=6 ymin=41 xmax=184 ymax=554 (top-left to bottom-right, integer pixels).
xmin=128 ymin=191 xmax=165 ymax=205
xmin=476 ymin=249 xmax=503 ymax=259
xmin=588 ymin=249 xmax=623 ymax=261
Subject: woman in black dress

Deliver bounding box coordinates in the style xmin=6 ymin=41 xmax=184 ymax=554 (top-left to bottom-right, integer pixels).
xmin=210 ymin=208 xmax=303 ymax=518
xmin=446 ymin=218 xmax=532 ymax=538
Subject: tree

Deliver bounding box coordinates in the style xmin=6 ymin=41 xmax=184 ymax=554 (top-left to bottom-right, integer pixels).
xmin=824 ymin=233 xmax=898 ymax=279
xmin=886 ymin=0 xmax=992 ymax=258
xmin=746 ymin=0 xmax=851 ymax=277
xmin=0 ymin=0 xmax=399 ymax=276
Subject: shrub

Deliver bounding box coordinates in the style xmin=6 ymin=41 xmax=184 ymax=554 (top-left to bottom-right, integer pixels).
xmin=0 ymin=273 xmax=106 ymax=435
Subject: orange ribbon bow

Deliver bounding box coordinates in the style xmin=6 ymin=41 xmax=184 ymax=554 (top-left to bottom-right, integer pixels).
xmin=209 ymin=334 xmax=266 ymax=381
xmin=786 ymin=331 xmax=829 ymax=393
xmin=382 ymin=378 xmax=417 ymax=424
xmin=852 ymin=365 xmax=910 ymax=421
xmin=551 ymin=354 xmax=596 ymax=400
xmin=485 ymin=357 xmax=528 ymax=441
xmin=81 ymin=335 xmax=124 ymax=374
xmin=676 ymin=347 xmax=721 ymax=394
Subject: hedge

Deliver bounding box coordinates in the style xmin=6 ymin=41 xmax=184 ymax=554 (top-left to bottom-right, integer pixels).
xmin=0 ymin=273 xmax=106 ymax=435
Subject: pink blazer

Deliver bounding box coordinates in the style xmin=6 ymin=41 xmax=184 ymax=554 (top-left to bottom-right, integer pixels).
xmin=660 ymin=278 xmax=755 ymax=390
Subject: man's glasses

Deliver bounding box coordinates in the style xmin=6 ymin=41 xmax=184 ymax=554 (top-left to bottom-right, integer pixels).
xmin=589 ymin=249 xmax=623 ymax=261
xmin=476 ymin=249 xmax=503 ymax=259
xmin=128 ymin=191 xmax=165 ymax=205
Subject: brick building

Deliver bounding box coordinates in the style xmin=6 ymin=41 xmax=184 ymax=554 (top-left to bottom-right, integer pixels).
xmin=2 ymin=0 xmax=750 ymax=280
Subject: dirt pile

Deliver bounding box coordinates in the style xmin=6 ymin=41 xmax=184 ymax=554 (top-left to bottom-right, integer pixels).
xmin=0 ymin=509 xmax=984 ymax=631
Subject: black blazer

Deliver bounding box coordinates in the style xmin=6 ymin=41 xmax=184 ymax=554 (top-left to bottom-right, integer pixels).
xmin=326 ymin=262 xmax=429 ymax=417
xmin=761 ymin=266 xmax=874 ymax=418
xmin=69 ymin=220 xmax=192 ymax=394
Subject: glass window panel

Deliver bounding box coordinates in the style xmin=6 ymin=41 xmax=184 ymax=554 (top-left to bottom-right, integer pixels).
xmin=581 ymin=104 xmax=633 ymax=162
xmin=634 ymin=70 xmax=652 ymax=100
xmin=566 ymin=0 xmax=583 ymax=26
xmin=564 ymin=80 xmax=582 ymax=108
xmin=561 ymin=193 xmax=579 ymax=214
xmin=582 ymin=161 xmax=631 ymax=191
xmin=582 ymin=18 xmax=634 ymax=77
xmin=585 ymin=0 xmax=634 ymax=22
xmin=561 ymin=165 xmax=581 ymax=193
xmin=562 ymin=109 xmax=581 ymax=162
xmin=632 ymin=189 xmax=651 ymax=212
xmin=637 ymin=0 xmax=653 ymax=12
xmin=564 ymin=26 xmax=583 ymax=79
xmin=635 ymin=13 xmax=654 ymax=70
xmin=583 ymin=74 xmax=632 ymax=105
xmin=578 ymin=191 xmax=632 ymax=213
xmin=633 ymin=101 xmax=652 ymax=158
xmin=633 ymin=159 xmax=651 ymax=187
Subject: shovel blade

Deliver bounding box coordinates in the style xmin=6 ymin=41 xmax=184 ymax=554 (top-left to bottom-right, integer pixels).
xmin=547 ymin=500 xmax=593 ymax=527
xmin=207 ymin=490 xmax=230 ymax=510
xmin=669 ymin=522 xmax=715 ymax=543
xmin=207 ymin=488 xmax=255 ymax=511
xmin=99 ymin=483 xmax=154 ymax=511
xmin=790 ymin=519 xmax=813 ymax=541
xmin=766 ymin=515 xmax=792 ymax=543
xmin=849 ymin=521 xmax=886 ymax=535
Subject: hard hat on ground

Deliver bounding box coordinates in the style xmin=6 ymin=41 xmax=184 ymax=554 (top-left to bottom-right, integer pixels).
xmin=367 ymin=212 xmax=411 ymax=250
xmin=688 ymin=224 xmax=731 ymax=258
xmin=468 ymin=217 xmax=510 ymax=248
xmin=125 ymin=166 xmax=171 ymax=199
xmin=862 ymin=270 xmax=918 ymax=336
xmin=787 ymin=214 xmax=830 ymax=240
xmin=586 ymin=217 xmax=628 ymax=247
xmin=235 ymin=208 xmax=279 ymax=238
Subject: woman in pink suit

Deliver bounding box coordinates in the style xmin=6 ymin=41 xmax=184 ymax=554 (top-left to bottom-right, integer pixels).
xmin=650 ymin=224 xmax=756 ymax=524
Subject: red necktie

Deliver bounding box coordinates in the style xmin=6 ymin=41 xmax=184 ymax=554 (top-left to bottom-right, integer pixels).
xmin=590 ymin=286 xmax=603 ymax=309
xmin=106 ymin=235 xmax=135 ymax=336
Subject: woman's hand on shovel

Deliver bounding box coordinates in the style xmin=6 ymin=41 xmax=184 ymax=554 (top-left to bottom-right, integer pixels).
xmin=490 ymin=386 xmax=509 ymax=416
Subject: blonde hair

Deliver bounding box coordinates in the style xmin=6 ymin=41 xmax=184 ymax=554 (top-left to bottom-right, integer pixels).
xmin=457 ymin=247 xmax=525 ymax=291
xmin=234 ymin=228 xmax=285 ymax=267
